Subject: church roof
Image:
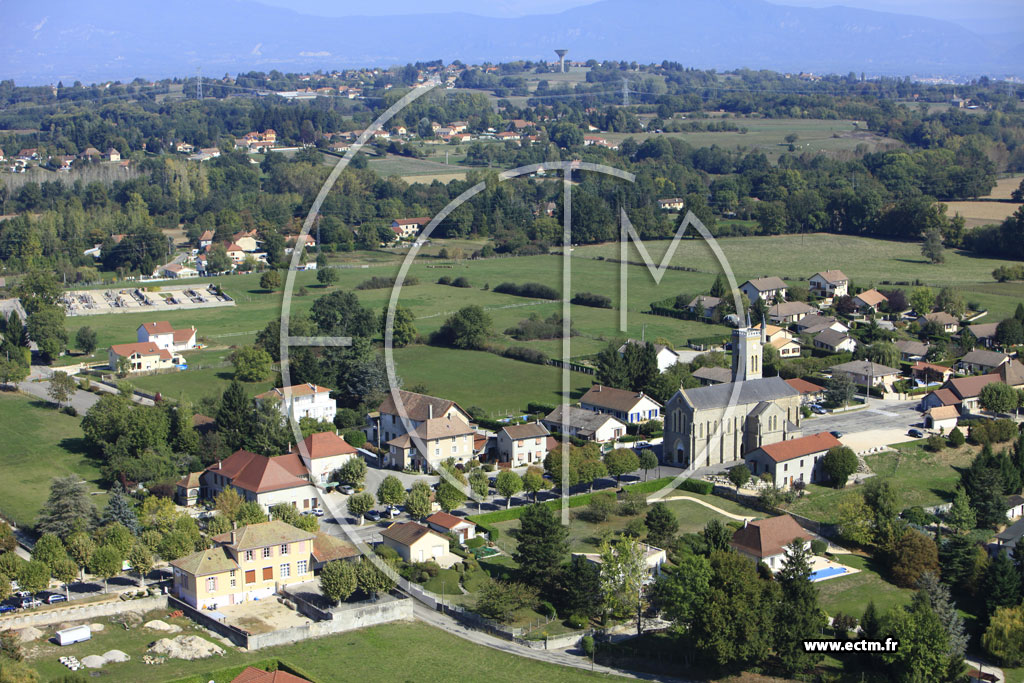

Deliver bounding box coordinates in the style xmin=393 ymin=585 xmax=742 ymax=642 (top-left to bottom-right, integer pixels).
xmin=679 ymin=376 xmax=798 ymax=411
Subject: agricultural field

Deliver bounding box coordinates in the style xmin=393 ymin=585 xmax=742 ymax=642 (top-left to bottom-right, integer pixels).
xmin=944 ymin=173 xmax=1022 ymax=227
xmin=367 ymin=153 xmax=471 ymax=182
xmin=0 ymin=392 xmax=105 ymax=526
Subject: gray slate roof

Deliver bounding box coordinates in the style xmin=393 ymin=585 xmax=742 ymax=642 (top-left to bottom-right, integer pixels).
xmin=680 ymin=376 xmax=798 ymax=411
xmin=995 ymin=518 xmax=1024 ymax=544
xmin=960 ymin=349 xmax=1010 ymax=368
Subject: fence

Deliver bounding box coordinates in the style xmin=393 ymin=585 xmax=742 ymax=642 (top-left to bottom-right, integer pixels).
xmin=0 ymin=594 xmax=168 ymax=630
xmin=547 ymin=359 xmax=595 ymax=375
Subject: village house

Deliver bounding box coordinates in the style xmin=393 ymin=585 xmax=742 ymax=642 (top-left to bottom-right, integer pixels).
xmin=542 ymin=405 xmax=627 ymax=443
xmin=425 ymin=511 xmax=477 ymax=544
xmin=768 ymin=301 xmax=815 ymax=325
xmin=292 ymin=431 xmax=359 ymax=486
xmin=994 ymin=519 xmax=1023 ymax=560
xmin=753 ymin=323 xmax=802 ymax=358
xmin=657 ymin=198 xmax=685 ymax=211
xmin=740 ymin=277 xmax=788 ymax=304
xmin=380 ymin=521 xmax=455 ymax=566
xmin=686 ymin=295 xmax=722 ymax=320
xmin=910 ymin=361 xmax=954 ymax=386
xmin=137 ymin=321 xmax=198 ymax=352
xmin=917 ymin=311 xmax=960 ymax=334
xmin=784 ymin=378 xmax=826 ymax=404
xmin=169 ymin=520 xmax=316 ymax=609
xmin=745 ymin=431 xmax=842 ymax=489
xmin=964 ymin=322 xmax=999 ymax=348
xmin=1006 ymin=494 xmax=1024 ymax=522
xmin=579 ymin=385 xmax=662 ymax=424
xmin=198 ymin=230 xmax=215 ymax=249
xmin=573 ymin=543 xmax=667 ymax=579
xmin=255 ymin=383 xmax=337 ymax=423
xmin=369 ymin=390 xmax=472 ymax=448
xmin=108 ymin=342 xmax=181 ymax=373
xmin=617 ymin=339 xmax=680 ymax=373
xmin=692 ymin=366 xmax=734 ymax=385
xmin=894 ymin=340 xmax=930 ymax=363
xmin=795 ymin=315 xmax=848 ymax=336
xmin=852 ymin=289 xmax=888 ymax=314
xmin=956 ymin=349 xmax=1011 ymax=375
xmin=730 ymin=514 xmax=812 ymax=572
xmin=386 ymin=414 xmax=476 ymax=472
xmin=391 ymin=218 xmax=430 ymax=239
xmin=813 ymin=328 xmax=857 ymax=354
xmin=808 ymin=270 xmax=849 ymax=301
xmin=197 ymin=449 xmax=321 ymax=513
xmin=924 ymin=405 xmax=960 ymax=432
xmin=829 ymin=360 xmax=901 ymax=391
xmin=496 ymin=422 xmax=551 ymax=467
xmin=161 ymin=263 xmax=198 ymax=279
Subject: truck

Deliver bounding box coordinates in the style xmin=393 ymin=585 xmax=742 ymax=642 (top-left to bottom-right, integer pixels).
xmin=55 ymin=625 xmax=92 ymax=646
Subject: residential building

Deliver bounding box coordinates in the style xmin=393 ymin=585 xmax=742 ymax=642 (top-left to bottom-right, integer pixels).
xmin=1006 ymin=495 xmax=1024 ymax=522
xmin=852 ymin=289 xmax=888 ymax=314
xmin=386 ymin=414 xmax=476 ymax=472
xmin=910 ymin=362 xmax=953 ymax=385
xmin=108 ymin=342 xmax=180 ymax=373
xmin=784 ymin=378 xmax=825 ymax=404
xmin=994 ymin=518 xmax=1023 ymax=559
xmin=917 ymin=312 xmax=960 ymax=334
xmin=542 ymin=405 xmax=627 ymax=443
xmin=573 ymin=543 xmax=667 ymax=579
xmin=425 ymin=512 xmax=476 ymax=544
xmin=496 ymin=422 xmax=551 ymax=466
xmin=311 ymin=532 xmax=359 ymax=572
xmin=162 ymin=263 xmax=198 ymax=279
xmin=770 ymin=336 xmax=802 ymax=358
xmin=924 ymin=405 xmax=960 ymax=432
xmin=692 ymin=366 xmax=733 ymax=385
xmin=292 ymin=431 xmax=358 ymax=486
xmin=370 ymin=390 xmax=472 ymax=447
xmin=944 ymin=373 xmax=1003 ymax=414
xmin=137 ymin=321 xmax=198 ymax=352
xmin=744 ymin=431 xmax=842 ymax=488
xmin=894 ymin=340 xmax=929 ymax=362
xmin=657 ymin=198 xmax=685 ymax=211
xmin=198 ymin=449 xmax=321 ymax=513
xmin=795 ymin=315 xmax=848 ymax=336
xmin=616 ymin=339 xmax=679 ymax=373
xmin=740 ymin=277 xmax=788 ymax=303
xmin=686 ymin=295 xmax=722 ymax=320
xmin=956 ymin=349 xmax=1011 ymax=375
xmin=813 ymin=329 xmax=857 ymax=354
xmin=380 ymin=521 xmax=453 ymax=565
xmin=808 ymin=270 xmax=849 ymax=300
xmin=391 ymin=218 xmax=430 ymax=238
xmin=104 ymin=148 xmax=121 ymax=162
xmin=768 ymin=301 xmax=815 ymax=325
xmin=828 ymin=360 xmax=901 ymax=390
xmin=964 ymin=322 xmax=999 ymax=348
xmin=175 ymin=472 xmax=202 ymax=507
xmin=920 ymin=387 xmax=961 ymax=412
xmin=579 ymin=385 xmax=662 ymax=424
xmin=730 ymin=515 xmax=812 ymax=572
xmin=169 ymin=520 xmax=316 ymax=609
xmin=256 ymin=384 xmax=336 ymax=423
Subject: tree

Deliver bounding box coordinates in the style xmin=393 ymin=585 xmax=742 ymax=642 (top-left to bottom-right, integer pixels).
xmin=495 ymin=470 xmax=523 ymax=509
xmin=825 ymin=372 xmax=856 ymax=408
xmin=775 ymin=538 xmax=826 ymax=674
xmin=217 ymin=380 xmax=250 ymax=450
xmin=890 ymin=529 xmax=939 ymax=588
xmin=64 ymin=531 xmax=95 ymax=581
xmin=598 ymin=536 xmax=647 ymax=630
xmin=703 ymin=519 xmax=733 ymax=552
xmin=320 ymin=559 xmax=358 ymax=604
xmin=435 ymin=305 xmax=491 ymax=349
xmin=215 ymin=487 xmax=244 ymax=523
xmin=405 ymin=481 xmax=432 ymax=520
xmin=0 ymin=522 xmax=14 ymax=553
xmin=727 ymin=465 xmax=750 ymax=492
xmin=376 ymin=475 xmax=407 ymax=512
xmin=27 ymin=306 xmax=68 ymax=362
xmin=51 ymin=556 xmax=78 ymax=598
xmin=522 ymin=468 xmax=545 ymax=502
xmin=645 ymin=503 xmax=678 ymax=549
xmin=603 ymin=448 xmax=639 ymax=484
xmin=980 ymin=382 xmax=1018 ymax=414
xmin=381 ymin=304 xmax=417 ymax=347
xmin=476 ymin=579 xmax=539 ymax=622
xmin=37 ymin=475 xmax=96 ymax=537
xmin=17 ymin=560 xmax=51 ymax=595
xmin=102 ymin=482 xmax=140 ymax=534
xmin=126 ymin=543 xmax=153 ymax=586
xmin=821 ymin=446 xmax=858 ymax=488
xmin=948 ymin=427 xmax=965 ymax=447
xmin=232 ymin=345 xmax=273 ymax=382
xmin=916 ymin=572 xmax=968 ymax=671
xmin=595 ymin=343 xmax=628 ymax=389
xmin=909 ymin=287 xmax=935 ymax=316
xmin=935 ymin=287 xmax=965 ymax=318
xmin=47 ymin=370 xmax=76 ymax=408
xmin=946 ymin=486 xmax=976 ymax=532
xmin=982 ymin=550 xmax=1021 ymax=622
xmin=335 ymin=457 xmax=367 ymax=487
xmin=513 ymin=503 xmax=569 ymax=591
xmin=98 ymin=522 xmax=135 ymax=557
xmin=356 ymin=557 xmax=396 ymax=599
xmin=650 ymin=552 xmax=712 ymax=630
xmin=983 ymin=605 xmax=1024 ymax=667
xmin=88 ymin=545 xmax=123 ymax=592
xmin=469 ymin=470 xmax=489 ymax=512
xmin=577 ymin=457 xmax=608 ymax=493
xmin=75 ymin=326 xmax=97 ymax=354
xmin=31 ymin=534 xmax=66 ymax=572
xmin=881 ymin=596 xmax=957 ymax=683
xmin=435 ymin=479 xmax=466 ymax=513
xmin=996 ymin=318 xmax=1024 ymax=346
xmin=316 ymin=266 xmax=338 ymax=287
xmin=0 ymin=356 xmax=30 ymax=388
xmin=259 ymin=269 xmax=282 ymax=291
xmin=236 ymin=501 xmax=268 ymax=526
xmin=637 ymin=448 xmax=658 ymax=481
xmin=560 ymin=554 xmax=604 ymax=619
xmin=835 ymin=494 xmax=874 ymax=546
xmin=347 ymin=492 xmax=374 ymax=525
xmin=921 ymin=228 xmax=945 ymax=264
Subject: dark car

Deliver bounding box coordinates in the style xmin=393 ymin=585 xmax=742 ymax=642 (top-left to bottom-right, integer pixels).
xmin=0 ymin=604 xmax=16 ymax=614
xmin=829 ymin=431 xmax=844 ymax=438
xmin=908 ymin=428 xmax=925 ymax=438
xmin=811 ymin=405 xmax=828 ymax=415
xmin=365 ymin=510 xmax=381 ymax=522
xmin=45 ymin=593 xmax=67 ymax=604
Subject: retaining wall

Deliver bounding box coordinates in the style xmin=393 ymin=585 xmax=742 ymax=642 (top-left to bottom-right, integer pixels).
xmin=0 ymin=594 xmax=168 ymax=630
xmin=246 ymin=596 xmax=413 ymax=650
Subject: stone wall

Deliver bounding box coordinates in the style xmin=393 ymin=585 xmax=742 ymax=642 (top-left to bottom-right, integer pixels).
xmin=0 ymin=595 xmax=168 ymax=630
xmin=245 ymin=596 xmax=414 ymax=650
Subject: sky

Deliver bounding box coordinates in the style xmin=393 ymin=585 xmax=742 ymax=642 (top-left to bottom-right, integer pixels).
xmin=254 ymin=0 xmax=1022 ymax=33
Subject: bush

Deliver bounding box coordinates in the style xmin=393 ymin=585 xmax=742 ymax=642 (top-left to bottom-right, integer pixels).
xmin=343 ymin=429 xmax=367 ymax=448
xmin=492 ymin=282 xmax=559 ymax=300
xmin=452 ymin=276 xmax=471 ymax=288
xmin=567 ymin=614 xmax=588 ymax=629
xmin=925 ymin=434 xmax=945 ymax=452
xmin=966 ymin=419 xmax=1019 ymax=445
xmin=678 ymin=479 xmax=713 ymax=495
xmin=61 ymin=405 xmax=77 ymax=417
xmin=482 ymin=463 xmax=494 ymax=472
xmin=374 ymin=545 xmax=400 ymax=562
xmin=476 ymin=522 xmax=499 ymax=542
xmin=571 ymin=292 xmax=612 ymax=309
xmin=465 ymin=536 xmax=486 ymax=549
xmin=437 ymin=276 xmax=452 ymax=285
xmin=581 ymin=635 xmax=595 ymax=657
xmin=501 ymin=346 xmax=549 ymax=365
xmin=947 ymin=427 xmax=965 ymax=447
xmin=538 ymin=600 xmax=557 ymax=619
xmin=356 ymin=275 xmax=416 ymax=290
xmin=810 ymin=539 xmax=827 ymax=555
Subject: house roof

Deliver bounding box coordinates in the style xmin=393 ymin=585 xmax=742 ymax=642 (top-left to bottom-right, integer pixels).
xmin=919 ymin=311 xmax=958 ymax=325
xmin=387 ymin=415 xmax=476 ymax=448
xmin=687 ymin=295 xmax=721 ymax=310
xmin=998 ymin=360 xmax=1024 ymax=387
xmin=580 ymin=385 xmax=662 ymax=412
xmin=768 ymin=301 xmax=815 ymax=318
xmin=744 ymin=276 xmax=787 ymax=292
xmin=812 ymin=270 xmax=848 ymax=284
xmin=617 ymin=339 xmax=676 ymax=357
xmin=173 ymin=327 xmax=196 ymax=342
xmin=829 ymin=360 xmax=900 ymax=377
xmin=960 ymin=349 xmax=1010 ymax=368
xmin=911 ymin=361 xmax=950 ymax=375
xmin=947 ymin=373 xmax=1001 ymax=400
xmin=692 ymin=366 xmax=733 ymax=384
xmin=170 ymin=546 xmax=237 ymax=577
xmin=1006 ymin=494 xmax=1024 ymax=509
xmin=926 ymin=405 xmax=960 ymax=421
xmin=256 ymin=383 xmax=332 ymax=400
xmin=212 ymin=520 xmax=315 ymax=551
xmin=295 ymin=432 xmax=357 ymax=460
xmin=753 ymin=323 xmax=784 ymax=337
xmin=995 ymin=518 xmax=1024 ymax=543
xmin=377 ymin=390 xmax=466 ymax=422
xmin=109 ymin=341 xmax=172 ymax=360
xmin=139 ymin=321 xmax=174 ymax=335
xmin=311 ymin=532 xmax=358 ymax=563
xmin=176 ymin=471 xmax=202 ymax=490
xmin=730 ymin=514 xmax=809 ymax=558
xmin=795 ymin=314 xmax=840 ymax=332
xmin=426 ymin=511 xmax=474 ymax=530
xmin=199 ymin=230 xmax=215 ymax=241
xmin=894 ymin=340 xmax=929 ymax=356
xmin=784 ymin=378 xmax=825 ymax=395
xmin=543 ymin=405 xmax=625 ymax=433
xmin=501 ymin=422 xmax=550 ymax=440
xmin=755 ymin=431 xmax=841 ymax=463
xmin=769 ymin=337 xmax=799 ymax=350
xmin=854 ymin=289 xmax=888 ymax=307
xmin=814 ymin=329 xmax=853 ymax=348
xmin=232 ymin=666 xmax=311 ymax=683
xmin=967 ymin=322 xmax=999 ymax=340
xmin=927 ymin=388 xmax=960 ymax=406
xmin=393 ymin=217 xmax=430 ymax=226
xmin=205 ymin=450 xmax=310 ymax=494
xmin=679 ymin=376 xmax=798 ymax=411
xmin=380 ymin=521 xmax=448 ymax=547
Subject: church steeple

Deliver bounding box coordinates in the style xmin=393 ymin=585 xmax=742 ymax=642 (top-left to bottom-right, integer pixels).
xmin=732 ymin=324 xmax=763 ymax=382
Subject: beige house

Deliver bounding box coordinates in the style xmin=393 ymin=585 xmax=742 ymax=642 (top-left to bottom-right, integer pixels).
xmin=371 ymin=390 xmax=472 ymax=448
xmin=744 ymin=431 xmax=842 ymax=489
xmin=730 ymin=515 xmax=811 ymax=572
xmin=917 ymin=311 xmax=959 ymax=334
xmin=808 ymin=270 xmax=849 ymax=300
xmin=162 ymin=263 xmax=198 ymax=279
xmin=828 ymin=360 xmax=901 ymax=390
xmin=496 ymin=422 xmax=551 ymax=466
xmin=380 ymin=521 xmax=454 ymax=566
xmin=197 ymin=449 xmax=321 ymax=513
xmin=852 ymin=289 xmax=888 ymax=314
xmin=925 ymin=405 xmax=960 ymax=432
xmin=169 ymin=521 xmax=316 ymax=609
xmin=391 ymin=218 xmax=429 ymax=238
xmin=386 ymin=414 xmax=476 ymax=472
xmin=108 ymin=341 xmax=180 ymax=373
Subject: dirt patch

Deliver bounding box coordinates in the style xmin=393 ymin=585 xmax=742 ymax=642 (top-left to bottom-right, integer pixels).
xmin=147 ymin=635 xmax=225 ymax=660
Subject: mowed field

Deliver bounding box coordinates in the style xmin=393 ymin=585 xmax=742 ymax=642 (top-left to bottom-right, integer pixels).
xmin=367 ymin=153 xmax=471 ymax=183
xmin=945 ymin=173 xmax=1022 ymax=227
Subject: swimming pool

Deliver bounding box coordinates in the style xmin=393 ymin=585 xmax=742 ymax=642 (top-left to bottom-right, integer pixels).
xmin=810 ymin=566 xmax=849 ymax=581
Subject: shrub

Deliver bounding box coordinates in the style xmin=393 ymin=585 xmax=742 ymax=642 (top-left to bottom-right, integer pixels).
xmin=810 ymin=539 xmax=827 ymax=555
xmin=61 ymin=405 xmax=77 ymax=417
xmin=482 ymin=463 xmax=495 ymax=472
xmin=678 ymin=479 xmax=713 ymax=495
xmin=452 ymin=276 xmax=471 ymax=288
xmin=437 ymin=276 xmax=452 ymax=285
xmin=501 ymin=346 xmax=549 ymax=365
xmin=527 ymin=402 xmax=555 ymax=415
xmin=623 ymin=518 xmax=647 ymax=538
xmin=567 ymin=614 xmax=588 ymax=629
xmin=538 ymin=600 xmax=557 ymax=619
xmin=465 ymin=536 xmax=486 ymax=549
xmin=492 ymin=282 xmax=559 ymax=300
xmin=966 ymin=418 xmax=1019 ymax=445
xmin=925 ymin=434 xmax=945 ymax=452
xmin=581 ymin=635 xmax=595 ymax=657
xmin=571 ymin=292 xmax=612 ymax=309
xmin=947 ymin=427 xmax=965 ymax=447
xmin=374 ymin=544 xmax=400 ymax=562
xmin=343 ymin=429 xmax=367 ymax=448
xmin=356 ymin=275 xmax=417 ymax=290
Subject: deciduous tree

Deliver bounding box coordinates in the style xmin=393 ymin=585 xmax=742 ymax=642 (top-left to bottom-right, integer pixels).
xmin=495 ymin=470 xmax=523 ymax=509
xmin=320 ymin=559 xmax=358 ymax=604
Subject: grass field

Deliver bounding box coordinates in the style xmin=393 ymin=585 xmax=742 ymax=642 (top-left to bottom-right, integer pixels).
xmin=0 ymin=392 xmax=105 ymax=526
xmin=816 ymin=553 xmax=914 ymax=617
xmin=946 ymin=200 xmax=1022 ymax=228
xmin=128 ymin=348 xmax=276 ymax=402
xmin=368 ymin=153 xmax=472 ymax=181
xmin=24 ymin=609 xmax=620 ymax=682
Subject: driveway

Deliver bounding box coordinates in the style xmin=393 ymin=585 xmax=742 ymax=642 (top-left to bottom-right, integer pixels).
xmin=17 ymin=377 xmax=100 ymax=414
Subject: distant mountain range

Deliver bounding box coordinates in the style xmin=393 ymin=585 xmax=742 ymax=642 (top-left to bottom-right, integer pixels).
xmin=3 ymin=0 xmax=1021 ymax=85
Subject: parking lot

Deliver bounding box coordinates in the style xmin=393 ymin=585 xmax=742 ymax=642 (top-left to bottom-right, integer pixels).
xmin=63 ymin=283 xmax=235 ymax=316
xmin=802 ymin=399 xmax=925 ymax=451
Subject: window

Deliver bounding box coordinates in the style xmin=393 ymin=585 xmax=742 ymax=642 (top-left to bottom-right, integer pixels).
xmin=451 ymin=445 xmax=456 ymax=453
xmin=280 ymin=563 xmax=290 ymax=578
xmin=297 ymin=560 xmax=308 ymax=574
xmin=262 ymin=566 xmax=273 ymax=581
xmin=280 ymin=543 xmax=289 ymax=555
xmin=262 ymin=547 xmax=272 ymax=559
xmin=245 ymin=570 xmax=256 ymax=584
xmin=784 ymin=463 xmax=789 ymax=472
xmin=206 ymin=577 xmax=216 ymax=592
xmin=244 ymin=550 xmax=254 ymax=562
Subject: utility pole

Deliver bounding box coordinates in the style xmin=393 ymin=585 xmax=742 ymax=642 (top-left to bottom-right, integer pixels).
xmin=622 ymin=79 xmax=630 ymax=107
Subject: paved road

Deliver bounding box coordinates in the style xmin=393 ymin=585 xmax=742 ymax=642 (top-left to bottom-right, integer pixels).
xmin=17 ymin=377 xmax=100 ymax=414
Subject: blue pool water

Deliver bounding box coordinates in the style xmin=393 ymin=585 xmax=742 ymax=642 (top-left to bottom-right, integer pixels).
xmin=810 ymin=566 xmax=849 ymax=581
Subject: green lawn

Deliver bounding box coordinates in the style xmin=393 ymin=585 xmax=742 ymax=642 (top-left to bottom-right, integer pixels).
xmin=128 ymin=348 xmax=275 ymax=402
xmin=786 ymin=443 xmax=976 ymax=524
xmin=0 ymin=392 xmax=105 ymax=526
xmin=815 ymin=553 xmax=914 ymax=617
xmin=24 ymin=609 xmax=621 ymax=682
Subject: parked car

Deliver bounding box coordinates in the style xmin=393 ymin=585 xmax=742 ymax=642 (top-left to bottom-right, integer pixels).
xmin=385 ymin=505 xmax=403 ymax=518
xmin=829 ymin=431 xmax=844 ymax=438
xmin=21 ymin=597 xmax=41 ymax=609
xmin=46 ymin=593 xmax=67 ymax=604
xmin=0 ymin=604 xmax=16 ymax=614
xmin=339 ymin=485 xmax=354 ymax=495
xmin=310 ymin=507 xmax=325 ymax=517
xmin=13 ymin=590 xmax=31 ymax=599
xmin=908 ymin=428 xmax=925 ymax=438
xmin=365 ymin=510 xmax=381 ymax=522
xmin=811 ymin=405 xmax=828 ymax=415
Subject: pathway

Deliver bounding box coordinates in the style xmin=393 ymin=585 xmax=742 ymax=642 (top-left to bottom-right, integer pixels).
xmin=650 ymin=495 xmax=757 ymax=522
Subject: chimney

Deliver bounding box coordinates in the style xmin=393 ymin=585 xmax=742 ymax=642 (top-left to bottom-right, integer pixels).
xmin=217 ymin=460 xmax=222 ymax=470
xmin=230 ymin=530 xmax=236 ymax=545
xmin=428 ymin=404 xmax=434 ymax=419
xmin=743 ymin=519 xmax=748 ymax=528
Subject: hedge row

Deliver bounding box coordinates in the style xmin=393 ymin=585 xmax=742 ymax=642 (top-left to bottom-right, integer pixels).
xmin=679 ymin=478 xmax=714 ymax=495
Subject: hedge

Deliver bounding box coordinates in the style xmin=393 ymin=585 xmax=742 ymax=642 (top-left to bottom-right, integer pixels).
xmin=679 ymin=479 xmax=714 ymax=495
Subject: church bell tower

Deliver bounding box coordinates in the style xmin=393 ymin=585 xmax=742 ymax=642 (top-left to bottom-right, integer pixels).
xmin=731 ymin=321 xmax=764 ymax=382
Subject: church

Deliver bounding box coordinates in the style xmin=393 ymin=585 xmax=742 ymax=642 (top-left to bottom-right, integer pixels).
xmin=663 ymin=323 xmax=802 ymax=468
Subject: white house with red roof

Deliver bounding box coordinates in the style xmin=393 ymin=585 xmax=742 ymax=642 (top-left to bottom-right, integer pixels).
xmin=197 ymin=449 xmax=321 ymax=513
xmin=256 ymin=383 xmax=336 ymax=423
xmin=425 ymin=511 xmax=477 ymax=544
xmin=744 ymin=431 xmax=843 ymax=489
xmin=730 ymin=514 xmax=812 ymax=572
xmin=137 ymin=321 xmax=198 ymax=352
xmin=391 ymin=218 xmax=430 ymax=239
xmin=292 ymin=431 xmax=358 ymax=486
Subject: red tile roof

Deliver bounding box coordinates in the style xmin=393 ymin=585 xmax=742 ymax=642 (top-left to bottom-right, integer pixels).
xmin=232 ymin=666 xmax=311 ymax=683
xmin=426 ymin=511 xmax=473 ymax=530
xmin=294 ymin=432 xmax=357 ymax=460
xmin=730 ymin=515 xmax=809 ymax=559
xmin=140 ymin=321 xmax=174 ymax=334
xmin=948 ymin=373 xmax=1000 ymax=400
xmin=784 ymin=378 xmax=825 ymax=395
xmin=256 ymin=383 xmax=332 ymax=400
xmin=756 ymin=432 xmax=841 ymax=463
xmin=928 ymin=388 xmax=960 ymax=406
xmin=173 ymin=327 xmax=196 ymax=343
xmin=109 ymin=341 xmax=172 ymax=360
xmin=206 ymin=450 xmax=309 ymax=494
xmin=381 ymin=521 xmax=448 ymax=546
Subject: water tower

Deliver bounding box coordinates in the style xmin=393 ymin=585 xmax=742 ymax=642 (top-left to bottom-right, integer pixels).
xmin=554 ymin=49 xmax=568 ymax=73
